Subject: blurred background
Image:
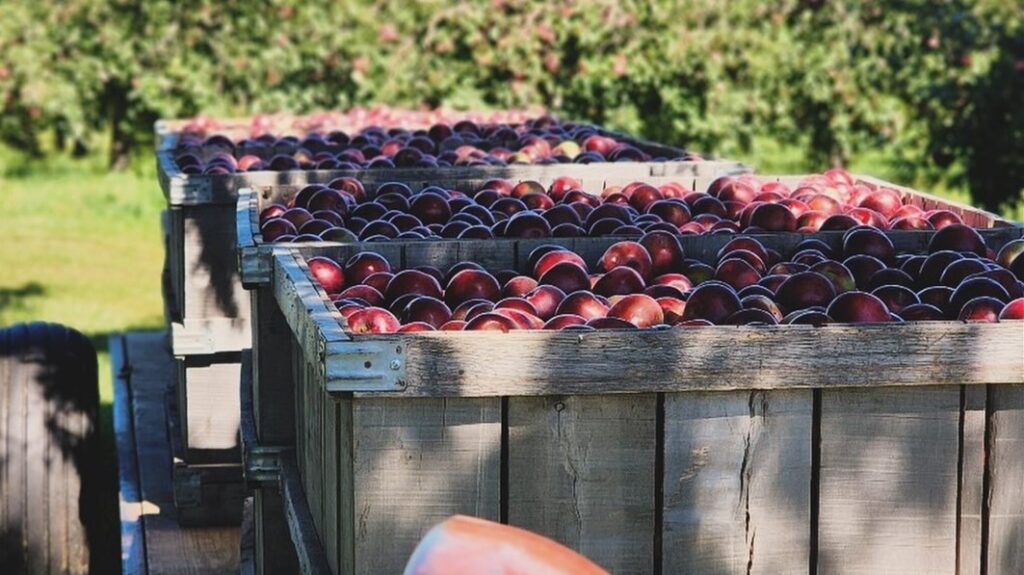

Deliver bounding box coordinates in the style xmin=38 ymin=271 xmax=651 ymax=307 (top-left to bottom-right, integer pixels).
xmin=0 ymin=0 xmax=1022 ymax=417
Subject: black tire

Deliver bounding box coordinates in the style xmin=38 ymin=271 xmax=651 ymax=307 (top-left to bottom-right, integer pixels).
xmin=0 ymin=322 xmax=118 ymax=574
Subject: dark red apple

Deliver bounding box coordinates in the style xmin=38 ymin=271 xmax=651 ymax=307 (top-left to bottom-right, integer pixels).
xmin=555 ymin=291 xmax=610 ymax=320
xmin=958 ymin=296 xmax=1004 ymax=322
xmin=600 ymin=241 xmax=654 ymax=279
xmin=898 ymin=303 xmax=946 ymax=321
xmin=871 ymin=285 xmax=920 ymax=314
xmin=928 ymin=224 xmax=987 ymax=256
xmin=503 ymin=276 xmax=539 ymax=298
xmin=439 ymin=320 xmax=468 ymax=331
xmin=843 ymin=228 xmax=895 ymax=262
xmin=826 ymin=292 xmax=892 ymax=323
xmin=586 ymin=317 xmax=638 ymax=330
xmin=607 ymin=294 xmax=664 ymax=328
xmin=534 ymin=250 xmax=587 ymax=278
xmin=465 ymin=312 xmax=519 ymax=331
xmin=999 ymin=298 xmax=1024 ymax=320
xmin=445 ymin=269 xmax=502 ymax=307
xmin=339 ymin=285 xmax=385 ymax=307
xmin=307 ymin=256 xmax=345 ymax=294
xmin=524 ymin=285 xmax=566 ymax=320
xmin=344 ymin=252 xmax=392 ymax=285
xmin=261 ymin=218 xmax=298 ymax=241
xmin=539 ymin=262 xmax=593 ymax=295
xmin=345 ymin=307 xmax=401 ymax=334
xmin=593 ymin=266 xmax=646 ymax=296
xmin=384 ymin=269 xmax=444 ymax=303
xmin=680 ymin=282 xmax=742 ymax=324
xmin=775 ymin=271 xmax=837 ymax=312
xmin=403 ymin=296 xmax=453 ymax=328
xmin=714 ymin=258 xmax=761 ymax=291
xmin=544 ymin=314 xmax=587 ymax=330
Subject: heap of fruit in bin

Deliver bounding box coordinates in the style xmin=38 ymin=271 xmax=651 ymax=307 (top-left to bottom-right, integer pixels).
xmin=303 ymin=226 xmax=1024 ymax=334
xmin=173 ymin=116 xmax=698 ymax=174
xmin=174 ymin=106 xmax=545 ymax=142
xmin=258 ymin=168 xmax=986 ymax=244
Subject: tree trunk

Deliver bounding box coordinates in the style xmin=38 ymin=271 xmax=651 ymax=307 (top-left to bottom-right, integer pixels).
xmin=108 ymin=84 xmax=133 ymax=170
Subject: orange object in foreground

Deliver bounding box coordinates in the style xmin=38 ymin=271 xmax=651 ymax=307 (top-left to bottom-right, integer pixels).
xmin=404 ymin=515 xmax=610 ymax=575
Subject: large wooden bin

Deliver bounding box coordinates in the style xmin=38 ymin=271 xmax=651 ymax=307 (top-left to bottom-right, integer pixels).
xmin=254 ymin=228 xmax=1024 ymax=574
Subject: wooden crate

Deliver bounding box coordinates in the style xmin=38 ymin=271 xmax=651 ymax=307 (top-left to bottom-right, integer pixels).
xmin=165 ymin=205 xmax=252 ymax=355
xmin=255 ymin=234 xmax=1024 ymax=575
xmin=237 ymin=173 xmax=1019 ymax=289
xmin=156 ymin=119 xmax=746 ymax=206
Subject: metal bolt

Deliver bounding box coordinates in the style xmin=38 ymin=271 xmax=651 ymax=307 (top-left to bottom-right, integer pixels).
xmin=390 ymin=359 xmax=401 ymax=370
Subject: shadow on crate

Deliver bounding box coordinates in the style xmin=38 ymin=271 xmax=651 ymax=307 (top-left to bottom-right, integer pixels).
xmin=0 ymin=324 xmax=120 ymax=574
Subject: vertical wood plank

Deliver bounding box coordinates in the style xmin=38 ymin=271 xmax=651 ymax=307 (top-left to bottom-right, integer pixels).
xmin=959 ymin=385 xmax=986 ymax=575
xmin=320 ymin=393 xmax=339 ymax=575
xmin=987 ymin=384 xmax=1024 ymax=573
xmin=253 ymin=286 xmax=295 ymax=445
xmin=351 ymin=397 xmax=501 ymax=575
xmin=818 ymin=386 xmax=961 ymax=573
xmin=182 ymin=359 xmax=242 ymax=455
xmin=661 ymin=390 xmax=812 ymax=574
xmin=301 ymin=351 xmax=323 ymax=539
xmin=507 ymin=394 xmax=657 ymax=575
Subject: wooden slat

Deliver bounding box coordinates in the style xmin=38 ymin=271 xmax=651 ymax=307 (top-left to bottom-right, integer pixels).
xmin=359 ymin=322 xmax=1024 ymax=397
xmin=280 ymin=459 xmax=332 ymax=575
xmin=349 ymin=397 xmax=501 ymax=575
xmin=253 ymin=489 xmax=298 ymax=575
xmin=661 ymin=390 xmax=812 ymax=574
xmin=986 ymin=384 xmax=1024 ymax=573
xmin=252 ymin=287 xmax=296 ymax=445
xmin=818 ymin=386 xmax=961 ymax=573
xmin=113 ymin=333 xmax=147 ymax=575
xmin=178 ymin=358 xmax=242 ymax=458
xmin=959 ymin=385 xmax=986 ymax=575
xmin=123 ymin=332 xmax=240 ymax=574
xmin=507 ymin=395 xmax=657 ymax=574
xmin=179 ymin=205 xmax=251 ymax=344
xmin=319 ymin=392 xmax=341 ymax=575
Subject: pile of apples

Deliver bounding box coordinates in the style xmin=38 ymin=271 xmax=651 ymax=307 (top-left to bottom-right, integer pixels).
xmin=303 ymin=227 xmax=1024 ymax=334
xmin=178 ymin=106 xmax=546 ymax=142
xmin=257 ymin=169 xmax=984 ymax=244
xmin=173 ymin=117 xmax=698 ymax=175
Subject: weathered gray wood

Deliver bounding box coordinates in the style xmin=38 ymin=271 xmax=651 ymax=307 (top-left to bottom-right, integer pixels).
xmin=113 ymin=334 xmax=148 ymax=575
xmin=960 ymin=385 xmax=987 ymax=575
xmin=818 ymin=386 xmax=962 ymax=573
xmin=319 ymin=391 xmax=341 ymax=575
xmin=280 ymin=458 xmax=333 ymax=575
xmin=122 ymin=332 xmax=241 ymax=574
xmin=987 ymin=384 xmax=1024 ymax=573
xmin=253 ymin=489 xmax=299 ymax=575
xmin=348 ymin=397 xmax=502 ymax=575
xmin=170 ymin=204 xmax=251 ymax=353
xmin=251 ymin=286 xmax=296 ymax=446
xmin=348 ymin=322 xmax=1024 ymax=397
xmin=176 ymin=357 xmax=242 ymax=460
xmin=507 ymin=395 xmax=657 ymax=574
xmin=662 ymin=390 xmax=812 ymax=574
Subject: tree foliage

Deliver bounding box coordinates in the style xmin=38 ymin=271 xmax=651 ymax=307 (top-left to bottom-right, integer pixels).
xmin=0 ymin=0 xmax=1020 ymax=210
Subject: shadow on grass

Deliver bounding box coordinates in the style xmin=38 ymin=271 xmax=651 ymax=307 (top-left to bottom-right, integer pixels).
xmin=0 ymin=282 xmax=47 ymax=315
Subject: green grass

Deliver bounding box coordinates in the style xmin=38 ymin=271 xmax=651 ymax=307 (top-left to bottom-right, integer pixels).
xmin=0 ymin=151 xmax=166 ymax=407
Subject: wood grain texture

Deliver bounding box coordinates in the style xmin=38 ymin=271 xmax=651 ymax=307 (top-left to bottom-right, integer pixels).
xmin=253 ymin=489 xmax=298 ymax=575
xmin=251 ymin=286 xmax=296 ymax=445
xmin=507 ymin=395 xmax=657 ymax=575
xmin=818 ymin=386 xmax=961 ymax=574
xmin=280 ymin=458 xmax=332 ymax=575
xmin=123 ymin=332 xmax=241 ymax=575
xmin=179 ymin=205 xmax=251 ymax=332
xmin=350 ymin=322 xmax=1024 ymax=397
xmin=959 ymin=385 xmax=986 ymax=575
xmin=177 ymin=358 xmax=242 ymax=457
xmin=661 ymin=390 xmax=812 ymax=574
xmin=986 ymin=384 xmax=1024 ymax=573
xmin=350 ymin=397 xmax=501 ymax=575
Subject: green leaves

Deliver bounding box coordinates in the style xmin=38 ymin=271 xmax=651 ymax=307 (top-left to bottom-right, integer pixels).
xmin=0 ymin=0 xmax=1019 ymax=210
